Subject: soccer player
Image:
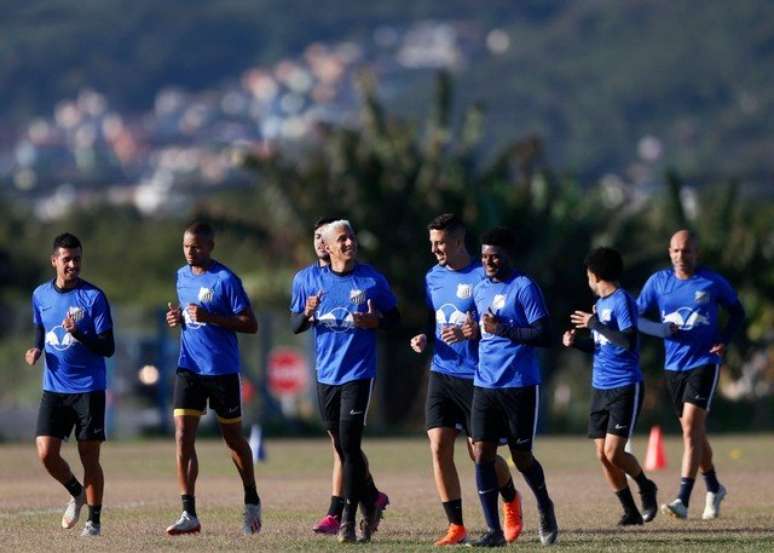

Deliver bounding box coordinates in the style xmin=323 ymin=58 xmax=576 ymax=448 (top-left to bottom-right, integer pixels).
xmin=409 ymin=214 xmax=522 ymax=546
xmin=164 ymin=222 xmax=262 ymax=535
xmin=469 ymin=227 xmax=558 ymax=547
xmin=26 ymin=233 xmax=115 ymax=537
xmin=562 ymin=247 xmax=658 ymax=526
xmin=291 ymin=219 xmax=399 ymax=544
xmin=637 ymin=230 xmax=745 ymax=519
xmin=290 ymin=217 xmax=384 ymax=535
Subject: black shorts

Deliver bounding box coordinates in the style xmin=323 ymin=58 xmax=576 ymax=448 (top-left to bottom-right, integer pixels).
xmin=36 ymin=390 xmax=106 ymax=442
xmin=471 ymin=385 xmax=539 ymax=451
xmin=317 ymin=378 xmax=373 ymax=432
xmin=588 ymin=383 xmax=644 ymax=439
xmin=173 ymin=369 xmax=242 ymax=423
xmin=425 ymin=371 xmax=474 ymax=435
xmin=665 ymin=364 xmax=720 ymax=416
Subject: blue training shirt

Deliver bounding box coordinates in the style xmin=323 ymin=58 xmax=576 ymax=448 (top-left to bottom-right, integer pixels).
xmin=176 ymin=261 xmax=251 ymax=376
xmin=424 ymin=261 xmax=485 ymax=379
xmin=473 ymin=271 xmax=548 ymax=389
xmin=290 ymin=262 xmax=327 ymax=313
xmin=636 ymin=267 xmax=739 ymax=372
xmin=32 ymin=279 xmax=113 ymax=393
xmin=591 ymin=288 xmax=643 ymax=389
xmin=292 ymin=262 xmax=397 ymax=385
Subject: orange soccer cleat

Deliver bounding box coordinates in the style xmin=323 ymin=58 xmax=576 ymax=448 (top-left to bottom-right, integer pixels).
xmin=502 ymin=490 xmax=523 ymax=543
xmin=433 ymin=523 xmax=468 ymax=546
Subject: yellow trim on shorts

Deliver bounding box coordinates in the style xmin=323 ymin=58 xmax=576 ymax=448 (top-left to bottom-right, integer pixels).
xmin=217 ymin=415 xmax=242 ymax=424
xmin=174 ymin=408 xmax=204 ymax=417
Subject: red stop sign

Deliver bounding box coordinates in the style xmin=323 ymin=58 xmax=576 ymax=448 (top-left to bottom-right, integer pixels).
xmin=267 ymin=347 xmax=309 ymax=396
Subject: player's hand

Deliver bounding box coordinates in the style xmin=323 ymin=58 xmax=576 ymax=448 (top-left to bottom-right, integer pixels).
xmin=709 ymin=342 xmax=726 ymax=356
xmin=353 ymin=299 xmax=380 ymax=329
xmin=570 ymin=310 xmax=594 ymax=329
xmin=482 ymin=308 xmax=500 ymax=335
xmin=166 ymin=302 xmax=183 ymax=327
xmin=562 ymin=329 xmax=576 ymax=347
xmin=304 ymin=290 xmax=324 ymax=318
xmin=62 ymin=312 xmax=77 ymax=334
xmin=410 ymin=334 xmax=427 ymax=353
xmin=186 ymin=304 xmax=209 ymax=324
xmin=25 ymin=347 xmax=41 ymax=366
xmin=667 ymin=322 xmax=679 ymax=336
xmin=461 ymin=311 xmax=479 ymax=340
xmin=440 ymin=324 xmax=464 ymax=344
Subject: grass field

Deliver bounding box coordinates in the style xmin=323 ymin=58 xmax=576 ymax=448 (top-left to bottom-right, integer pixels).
xmin=0 ymin=434 xmax=772 ymax=552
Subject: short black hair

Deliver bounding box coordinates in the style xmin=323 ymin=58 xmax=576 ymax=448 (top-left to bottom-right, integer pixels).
xmin=314 ymin=216 xmax=337 ymax=230
xmin=52 ymin=233 xmax=82 ymax=252
xmin=427 ymin=213 xmax=465 ymax=236
xmin=185 ymin=221 xmax=215 ymax=241
xmin=585 ymin=247 xmax=624 ymax=282
xmin=480 ymin=226 xmax=515 ymax=253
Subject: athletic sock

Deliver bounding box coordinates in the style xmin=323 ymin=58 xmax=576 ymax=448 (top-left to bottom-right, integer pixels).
xmin=342 ymin=501 xmax=357 ymax=524
xmin=362 ymin=473 xmax=378 ymax=505
xmin=328 ymin=495 xmax=345 ymax=518
xmin=702 ymin=470 xmax=720 ymax=494
xmin=87 ymin=504 xmax=101 ymax=526
xmin=633 ymin=470 xmax=651 ymax=491
xmin=64 ymin=476 xmax=83 ymax=498
xmin=499 ymin=478 xmax=517 ymax=503
xmin=519 ymin=459 xmax=552 ymax=512
xmin=678 ymin=477 xmax=695 ymax=507
xmin=181 ymin=494 xmax=197 ymax=517
xmin=442 ymin=499 xmax=464 ymax=526
xmin=615 ymin=487 xmax=639 ymax=515
xmin=475 ymin=461 xmax=501 ymax=532
xmin=244 ymin=484 xmax=260 ymax=505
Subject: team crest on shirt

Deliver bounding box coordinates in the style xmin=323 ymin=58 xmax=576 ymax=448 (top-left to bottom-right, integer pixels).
xmin=599 ymin=309 xmax=612 ymax=323
xmin=491 ymin=294 xmax=506 ymax=311
xmin=456 ymin=284 xmax=473 ymax=299
xmin=694 ymin=290 xmax=709 ymax=305
xmin=198 ymin=287 xmax=214 ymax=303
xmin=349 ymin=289 xmax=366 ymax=305
xmin=67 ymin=306 xmax=84 ymax=322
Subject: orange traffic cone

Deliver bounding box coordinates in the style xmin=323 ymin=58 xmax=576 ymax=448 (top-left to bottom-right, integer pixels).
xmin=644 ymin=425 xmax=667 ymax=471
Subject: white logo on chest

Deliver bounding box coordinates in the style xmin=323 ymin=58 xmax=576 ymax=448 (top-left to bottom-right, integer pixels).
xmin=456 ymin=284 xmax=472 ymax=299
xmin=491 ymin=294 xmax=506 ymax=311
xmin=349 ymin=289 xmax=365 ymax=305
xmin=67 ymin=306 xmax=85 ymax=322
xmin=198 ymin=287 xmax=214 ymax=303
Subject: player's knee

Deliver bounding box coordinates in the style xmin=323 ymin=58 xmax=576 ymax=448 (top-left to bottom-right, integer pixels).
xmin=511 ymin=450 xmax=534 ymax=472
xmin=603 ymin=444 xmax=623 ymax=466
xmin=429 ymin=435 xmax=453 ymax=460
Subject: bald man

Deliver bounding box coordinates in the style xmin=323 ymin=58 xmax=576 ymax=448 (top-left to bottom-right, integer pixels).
xmin=637 ymin=230 xmax=745 ymax=520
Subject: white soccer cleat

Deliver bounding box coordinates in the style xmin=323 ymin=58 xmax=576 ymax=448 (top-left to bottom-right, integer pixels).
xmin=662 ymin=498 xmax=688 ymax=519
xmin=80 ymin=521 xmax=100 ymax=537
xmin=166 ymin=511 xmax=201 ymax=535
xmin=61 ymin=490 xmax=85 ymax=529
xmin=243 ymin=503 xmax=262 ymax=535
xmin=702 ymin=485 xmax=727 ymax=520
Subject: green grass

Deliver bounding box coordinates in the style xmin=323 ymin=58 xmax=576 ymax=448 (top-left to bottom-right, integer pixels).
xmin=0 ymin=435 xmax=772 ymax=552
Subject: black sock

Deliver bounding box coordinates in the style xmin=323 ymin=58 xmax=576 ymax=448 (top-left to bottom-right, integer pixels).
xmin=64 ymin=476 xmax=83 ymax=498
xmin=615 ymin=487 xmax=639 ymax=515
xmin=519 ymin=459 xmax=552 ymax=512
xmin=181 ymin=494 xmax=197 ymax=517
xmin=702 ymin=470 xmax=720 ymax=494
xmin=499 ymin=478 xmax=517 ymax=503
xmin=244 ymin=484 xmax=260 ymax=505
xmin=88 ymin=504 xmax=101 ymax=526
xmin=342 ymin=501 xmax=357 ymax=524
xmin=442 ymin=499 xmax=463 ymax=526
xmin=633 ymin=470 xmax=651 ymax=491
xmin=328 ymin=496 xmax=345 ymax=518
xmin=475 ymin=461 xmax=501 ymax=532
xmin=678 ymin=477 xmax=695 ymax=507
xmin=362 ymin=473 xmax=378 ymax=505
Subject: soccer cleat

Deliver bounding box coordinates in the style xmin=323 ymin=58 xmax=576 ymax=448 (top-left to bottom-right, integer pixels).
xmin=357 ymin=518 xmax=373 ymax=543
xmin=617 ymin=511 xmax=644 ymax=526
xmin=166 ymin=511 xmax=201 ymax=535
xmin=243 ymin=503 xmax=262 ymax=535
xmin=337 ymin=520 xmax=357 ymax=544
xmin=359 ymin=491 xmax=390 ymax=538
xmin=639 ymin=480 xmax=658 ymax=522
xmin=433 ymin=523 xmax=468 ymax=546
xmin=313 ymin=514 xmax=340 ymax=534
xmin=502 ymin=491 xmax=523 ymax=542
xmin=661 ymin=498 xmax=688 ymax=519
xmin=80 ymin=521 xmax=100 ymax=537
xmin=702 ymin=484 xmax=727 ymax=520
xmin=469 ymin=529 xmax=506 ymax=547
xmin=61 ymin=489 xmax=86 ymax=529
xmin=538 ymin=501 xmax=559 ymax=545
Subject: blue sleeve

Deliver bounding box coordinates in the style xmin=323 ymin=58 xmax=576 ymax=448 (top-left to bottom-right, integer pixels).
xmin=32 ymin=294 xmax=41 ymax=325
xmin=222 ymin=274 xmax=251 ymax=315
xmin=616 ymin=293 xmax=636 ymax=332
xmin=712 ymin=273 xmax=739 ymax=306
xmin=290 ymin=270 xmax=308 ymax=313
xmin=518 ymin=281 xmax=549 ymax=324
xmin=636 ymin=274 xmax=658 ymax=315
xmin=373 ymin=273 xmax=397 ymax=312
xmin=92 ymin=291 xmax=114 ymax=334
